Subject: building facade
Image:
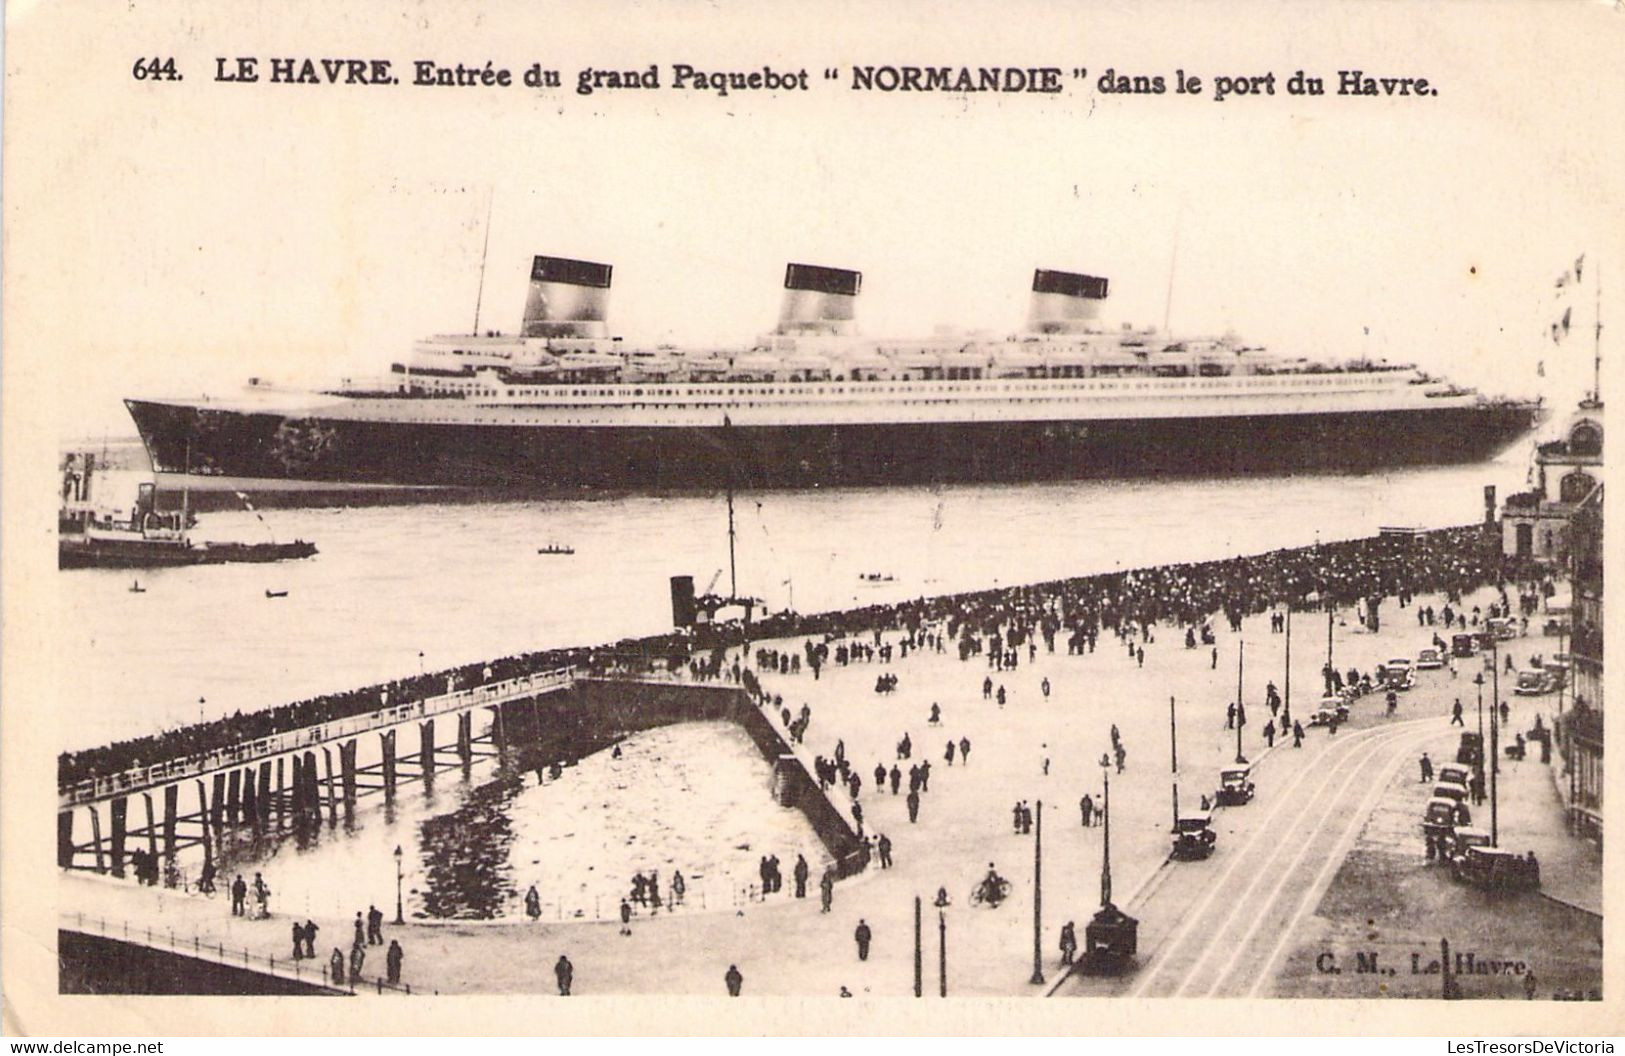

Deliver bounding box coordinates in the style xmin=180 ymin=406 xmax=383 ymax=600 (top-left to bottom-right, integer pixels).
xmin=1501 ymin=401 xmax=1603 ymax=561
xmin=1562 ymin=484 xmax=1603 ymax=843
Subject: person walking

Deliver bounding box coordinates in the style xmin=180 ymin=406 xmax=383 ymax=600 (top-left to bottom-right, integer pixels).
xmin=555 ymin=954 xmax=573 ymax=996
xmin=1059 ymin=921 xmax=1078 ymax=966
xmin=354 ymin=911 xmax=366 ymax=950
xmin=1264 ymin=719 xmax=1276 ymax=748
xmin=303 ymin=920 xmax=319 ymax=959
xmin=368 ymin=905 xmax=384 ymax=945
xmin=1080 ymin=793 xmax=1095 ymax=827
xmin=1292 ymin=721 xmax=1304 ymax=748
xmin=820 ymin=867 xmax=835 ymax=913
xmin=906 ymin=788 xmax=920 ymax=823
xmin=385 ymin=940 xmax=404 ymax=985
xmin=231 ymin=874 xmax=247 ymax=917
xmin=854 ymin=919 xmax=873 ymax=961
xmin=349 ymin=941 xmax=365 ymax=984
xmin=620 ymin=897 xmax=633 ymax=936
xmin=725 ymin=964 xmax=743 ymax=997
xmin=291 ymin=921 xmax=304 ymax=961
xmin=1419 ymin=752 xmax=1434 ymax=783
xmin=877 ymin=833 xmax=893 ymax=869
xmin=794 ymin=853 xmax=810 ymax=898
xmin=1211 ymin=646 xmax=1219 ymax=670
xmin=329 ymin=948 xmax=346 ymax=988
xmin=959 ymin=738 xmax=971 ymax=766
xmin=945 ymin=740 xmax=956 ymax=766
xmin=1451 ymin=699 xmax=1465 ymax=727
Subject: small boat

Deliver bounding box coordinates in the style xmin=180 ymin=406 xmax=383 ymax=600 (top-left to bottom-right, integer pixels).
xmin=537 ymin=544 xmax=575 ymax=555
xmin=265 ymin=589 xmax=288 ymax=598
xmin=129 ymin=580 xmax=146 ymax=594
xmin=859 ymin=572 xmax=895 ymax=583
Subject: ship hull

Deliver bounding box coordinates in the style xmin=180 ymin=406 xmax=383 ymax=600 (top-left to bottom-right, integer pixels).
xmin=126 ymin=398 xmax=1538 ymax=491
xmin=59 ymin=537 xmax=318 ymax=570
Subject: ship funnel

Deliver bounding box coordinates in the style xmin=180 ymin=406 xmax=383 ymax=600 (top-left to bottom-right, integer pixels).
xmin=1027 ymin=269 xmax=1108 ymax=334
xmin=521 ymin=255 xmax=613 ymax=338
xmin=776 ymin=263 xmax=861 ymax=336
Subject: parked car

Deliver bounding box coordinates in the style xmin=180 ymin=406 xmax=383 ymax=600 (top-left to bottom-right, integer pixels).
xmin=1416 ymin=647 xmax=1445 ymax=670
xmin=1514 ymin=669 xmax=1553 ymax=696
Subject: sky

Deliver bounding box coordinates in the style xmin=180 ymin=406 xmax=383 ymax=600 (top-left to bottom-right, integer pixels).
xmin=6 ymin=0 xmax=1623 ymax=441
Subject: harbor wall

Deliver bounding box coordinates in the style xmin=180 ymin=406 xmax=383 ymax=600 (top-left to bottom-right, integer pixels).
xmin=58 ymin=930 xmax=340 ymax=996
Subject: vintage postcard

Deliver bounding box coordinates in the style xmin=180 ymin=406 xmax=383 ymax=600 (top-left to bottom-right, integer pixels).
xmin=3 ymin=0 xmax=1622 ymax=1037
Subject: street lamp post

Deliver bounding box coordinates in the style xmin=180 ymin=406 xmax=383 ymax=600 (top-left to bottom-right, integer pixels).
xmin=1099 ymin=753 xmax=1113 ymax=908
xmin=1490 ymin=643 xmax=1500 ymax=845
xmin=1474 ymin=672 xmax=1485 ymax=783
xmin=1234 ymin=642 xmax=1248 ymax=765
xmin=1030 ymin=800 xmax=1044 ymax=985
xmin=393 ymin=845 xmax=404 ymax=925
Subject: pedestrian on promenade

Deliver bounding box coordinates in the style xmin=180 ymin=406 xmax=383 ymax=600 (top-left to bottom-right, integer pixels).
xmin=854 ymin=919 xmax=873 ymax=961
xmin=673 ymin=870 xmax=686 ymax=905
xmin=329 ymin=948 xmax=345 ymax=988
xmin=820 ymin=868 xmax=835 ymax=913
xmin=354 ymin=912 xmax=366 ymax=949
xmin=906 ymin=789 xmax=920 ymax=823
xmin=1500 ymin=700 xmax=1510 ymax=726
xmin=386 ymin=940 xmax=403 ymax=985
xmin=1292 ymin=721 xmax=1304 ymax=748
xmin=1420 ymin=753 xmax=1434 ymax=783
xmin=1042 ymin=677 xmax=1051 ymax=699
xmin=1060 ymin=921 xmax=1078 ymax=966
xmin=526 ymin=885 xmax=542 ymax=919
xmin=291 ymin=921 xmax=304 ymax=961
xmin=1264 ymin=719 xmax=1276 ymax=748
xmin=929 ymin=702 xmax=941 ymax=725
xmin=304 ymin=920 xmax=318 ymax=959
xmin=959 ymin=738 xmax=970 ymax=766
xmin=1136 ymin=647 xmax=1145 ymax=668
xmin=349 ymin=941 xmax=365 ymax=984
xmin=368 ymin=905 xmax=384 ymax=944
xmin=875 ymin=762 xmax=888 ymax=788
xmin=1226 ymin=703 xmax=1236 ymax=730
xmin=1080 ymin=794 xmax=1095 ymax=827
xmin=1470 ymin=773 xmax=1485 ymax=805
xmin=921 ymin=760 xmax=932 ymax=790
xmin=620 ymin=898 xmax=632 ymax=936
xmin=231 ymin=874 xmax=247 ymax=916
xmin=877 ymin=834 xmax=893 ymax=869
xmin=794 ymin=854 xmax=809 ymax=898
xmin=945 ymin=740 xmax=956 ymax=765
xmin=725 ymin=964 xmax=744 ymax=996
xmin=1012 ymin=801 xmax=1024 ymax=833
xmin=1114 ymin=743 xmax=1126 ymax=774
xmin=252 ymin=873 xmax=271 ymax=919
xmin=890 ymin=765 xmax=901 ymax=794
xmin=997 ymin=685 xmax=1007 ymax=707
xmin=1451 ymin=699 xmax=1464 ymax=726
xmin=555 ymin=954 xmax=573 ymax=996
xmin=1212 ymin=646 xmax=1219 ymax=670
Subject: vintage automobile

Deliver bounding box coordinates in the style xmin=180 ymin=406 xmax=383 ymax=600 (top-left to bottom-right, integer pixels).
xmin=1416 ymin=647 xmax=1445 ymax=670
xmin=1451 ymin=633 xmax=1477 ymax=658
xmin=1215 ymin=766 xmax=1255 ymax=807
xmin=1380 ymin=658 xmax=1415 ymax=691
xmin=1081 ymin=902 xmax=1140 ymax=973
xmin=1456 ymin=732 xmax=1484 ymax=767
xmin=1171 ymin=812 xmax=1218 ymax=860
xmin=1445 ymin=826 xmax=1494 ymax=866
xmin=1422 ymin=796 xmax=1467 ymax=840
xmin=1438 ymin=764 xmax=1472 ymax=788
xmin=1451 ymin=845 xmax=1541 ymax=892
xmin=1432 ymin=780 xmax=1471 ymax=805
xmin=1514 ymin=669 xmax=1554 ymax=696
xmin=1487 ymin=617 xmax=1519 ymax=641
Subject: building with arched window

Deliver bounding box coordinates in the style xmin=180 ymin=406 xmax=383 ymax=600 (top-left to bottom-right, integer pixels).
xmin=1501 ymin=400 xmax=1603 ymax=561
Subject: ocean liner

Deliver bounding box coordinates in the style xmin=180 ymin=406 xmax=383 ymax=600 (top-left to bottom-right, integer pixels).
xmin=126 ymin=257 xmax=1540 ymax=489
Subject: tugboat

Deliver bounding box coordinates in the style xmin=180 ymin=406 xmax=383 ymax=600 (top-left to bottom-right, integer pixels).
xmin=58 ymin=452 xmax=318 ymax=570
xmin=536 ymin=543 xmax=575 ymax=555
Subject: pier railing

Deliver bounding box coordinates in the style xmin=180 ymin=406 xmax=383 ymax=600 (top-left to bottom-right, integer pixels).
xmin=62 ymin=910 xmax=426 ymax=995
xmin=60 ymin=667 xmax=576 ymax=809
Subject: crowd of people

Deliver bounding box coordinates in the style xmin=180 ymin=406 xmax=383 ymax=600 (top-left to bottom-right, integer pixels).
xmin=61 ymin=524 xmax=1518 ymax=793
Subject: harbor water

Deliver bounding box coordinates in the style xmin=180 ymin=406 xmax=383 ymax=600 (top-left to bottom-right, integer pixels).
xmin=58 ymin=453 xmax=1530 ymax=754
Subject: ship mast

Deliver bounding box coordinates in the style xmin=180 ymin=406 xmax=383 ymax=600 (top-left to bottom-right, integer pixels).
xmin=472 ymin=189 xmax=494 ymax=336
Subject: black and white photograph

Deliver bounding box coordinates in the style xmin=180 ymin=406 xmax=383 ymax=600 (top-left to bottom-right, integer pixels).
xmin=2 ymin=0 xmax=1621 ymax=1037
